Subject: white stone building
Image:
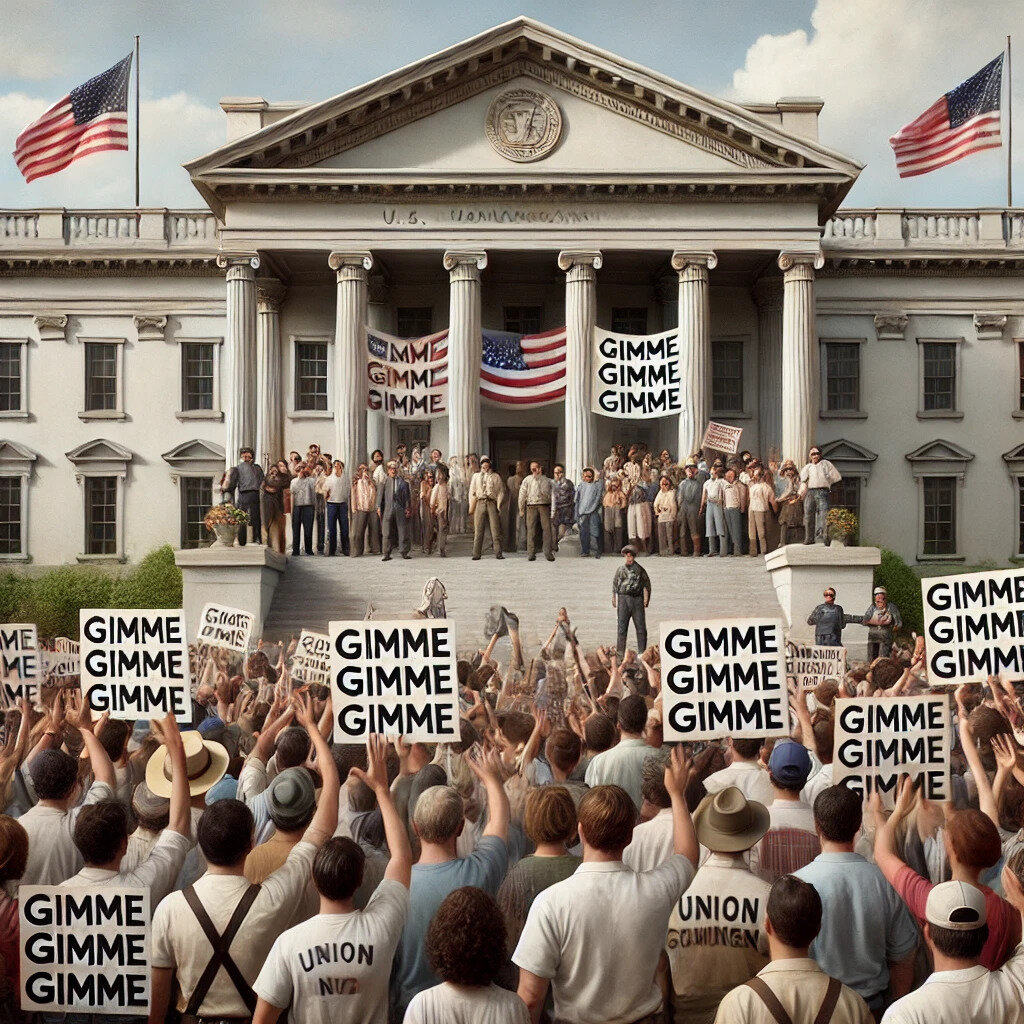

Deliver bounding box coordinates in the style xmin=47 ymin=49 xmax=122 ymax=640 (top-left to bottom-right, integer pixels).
xmin=1 ymin=18 xmax=1022 ymax=568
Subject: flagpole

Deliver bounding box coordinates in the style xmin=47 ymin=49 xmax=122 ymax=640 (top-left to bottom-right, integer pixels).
xmin=134 ymin=35 xmax=140 ymax=208
xmin=1008 ymin=35 xmax=1013 ymax=207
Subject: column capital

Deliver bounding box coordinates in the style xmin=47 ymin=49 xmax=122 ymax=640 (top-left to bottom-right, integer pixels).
xmin=328 ymin=251 xmax=374 ymax=275
xmin=256 ymin=279 xmax=287 ymax=313
xmin=557 ymin=249 xmax=602 ymax=272
xmin=670 ymin=250 xmax=717 ymax=273
xmin=216 ymin=252 xmax=260 ymax=276
xmin=777 ymin=251 xmax=824 ymax=273
xmin=443 ymin=250 xmax=487 ymax=272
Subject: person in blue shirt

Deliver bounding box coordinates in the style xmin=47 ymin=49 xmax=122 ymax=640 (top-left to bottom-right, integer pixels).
xmin=574 ymin=466 xmax=603 ymax=558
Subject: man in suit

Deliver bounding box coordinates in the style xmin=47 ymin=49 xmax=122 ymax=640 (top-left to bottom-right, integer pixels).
xmin=377 ymin=460 xmax=411 ymax=561
xmin=223 ymin=447 xmax=264 ymax=546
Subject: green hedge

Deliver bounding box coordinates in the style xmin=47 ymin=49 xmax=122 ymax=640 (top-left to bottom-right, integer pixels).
xmin=0 ymin=545 xmax=181 ymax=639
xmin=874 ymin=548 xmax=924 ymax=637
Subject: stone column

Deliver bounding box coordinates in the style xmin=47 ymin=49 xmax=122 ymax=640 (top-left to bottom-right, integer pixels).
xmin=558 ymin=250 xmax=602 ymax=482
xmin=671 ymin=251 xmax=717 ymax=459
xmin=366 ymin=271 xmax=390 ymax=460
xmin=255 ymin=280 xmax=285 ymax=469
xmin=754 ymin=276 xmax=784 ymax=458
xmin=216 ymin=253 xmax=260 ymax=470
xmin=443 ymin=251 xmax=487 ymax=461
xmin=779 ymin=252 xmax=825 ymax=463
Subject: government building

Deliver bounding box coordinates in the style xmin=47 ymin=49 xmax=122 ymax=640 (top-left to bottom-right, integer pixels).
xmin=1 ymin=18 xmax=1022 ymax=568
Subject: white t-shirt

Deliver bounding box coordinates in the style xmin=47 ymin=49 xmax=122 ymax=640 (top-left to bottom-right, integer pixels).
xmin=253 ymin=879 xmax=409 ymax=1023
xmin=514 ymin=855 xmax=695 ymax=1024
xmin=703 ymin=762 xmax=773 ymax=808
xmin=623 ymin=808 xmax=674 ymax=874
xmin=881 ymin=957 xmax=1024 ymax=1024
xmin=765 ymin=798 xmax=816 ymax=833
xmin=404 ymin=982 xmax=530 ymax=1024
xmin=802 ymin=762 xmax=834 ymax=809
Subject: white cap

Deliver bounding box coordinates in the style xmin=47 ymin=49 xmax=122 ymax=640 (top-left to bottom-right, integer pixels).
xmin=925 ymin=880 xmax=987 ymax=931
xmin=872 ymin=586 xmax=888 ymax=597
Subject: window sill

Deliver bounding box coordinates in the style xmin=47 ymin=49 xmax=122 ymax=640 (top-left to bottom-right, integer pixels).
xmin=1011 ymin=411 xmax=1024 ymax=420
xmin=0 ymin=554 xmax=31 ymax=563
xmin=916 ymin=553 xmax=966 ymax=564
xmin=819 ymin=410 xmax=868 ymax=420
xmin=710 ymin=411 xmax=753 ymax=421
xmin=76 ymin=553 xmax=127 ymax=564
xmin=0 ymin=410 xmax=29 ymax=420
xmin=176 ymin=410 xmax=223 ymax=421
xmin=78 ymin=410 xmax=127 ymax=421
xmin=287 ymin=410 xmax=333 ymax=419
xmin=916 ymin=410 xmax=963 ymax=420
xmin=1010 ymin=555 xmax=1024 ymax=564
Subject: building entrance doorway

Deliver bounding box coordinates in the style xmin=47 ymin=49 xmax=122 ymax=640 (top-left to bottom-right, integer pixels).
xmin=488 ymin=427 xmax=558 ymax=477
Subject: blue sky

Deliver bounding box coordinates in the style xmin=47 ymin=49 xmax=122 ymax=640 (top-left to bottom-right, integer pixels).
xmin=1 ymin=0 xmax=1020 ymax=209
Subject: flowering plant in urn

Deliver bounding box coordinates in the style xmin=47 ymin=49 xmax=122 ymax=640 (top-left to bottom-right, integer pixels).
xmin=204 ymin=503 xmax=250 ymax=529
xmin=825 ymin=507 xmax=858 ymax=543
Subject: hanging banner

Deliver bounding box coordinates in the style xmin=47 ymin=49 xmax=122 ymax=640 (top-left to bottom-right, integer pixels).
xmin=292 ymin=630 xmax=331 ymax=687
xmin=20 ymin=885 xmax=150 ymax=1015
xmin=786 ymin=643 xmax=846 ymax=689
xmin=922 ymin=568 xmax=1024 ymax=683
xmin=195 ymin=603 xmax=254 ymax=654
xmin=0 ymin=623 xmax=40 ymax=707
xmin=833 ymin=695 xmax=952 ymax=799
xmin=367 ymin=327 xmax=449 ymax=419
xmin=702 ymin=421 xmax=743 ymax=455
xmin=329 ymin=619 xmax=459 ymax=741
xmin=481 ymin=328 xmax=567 ymax=407
xmin=660 ymin=619 xmax=790 ymax=741
xmin=79 ymin=610 xmax=191 ymax=723
xmin=591 ymin=327 xmax=681 ymax=418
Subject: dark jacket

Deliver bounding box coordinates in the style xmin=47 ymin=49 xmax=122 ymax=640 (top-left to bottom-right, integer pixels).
xmin=225 ymin=461 xmax=264 ymax=502
xmin=806 ymin=602 xmax=859 ymax=646
xmin=377 ymin=476 xmax=411 ymax=514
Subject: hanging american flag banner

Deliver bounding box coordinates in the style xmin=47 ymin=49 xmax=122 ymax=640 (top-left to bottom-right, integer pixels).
xmin=480 ymin=327 xmax=567 ymax=406
xmin=889 ymin=53 xmax=1004 ymax=179
xmin=14 ymin=54 xmax=133 ymax=184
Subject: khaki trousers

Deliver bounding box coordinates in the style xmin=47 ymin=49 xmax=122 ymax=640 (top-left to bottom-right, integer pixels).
xmin=473 ymin=499 xmax=502 ymax=557
xmin=525 ymin=504 xmax=553 ymax=557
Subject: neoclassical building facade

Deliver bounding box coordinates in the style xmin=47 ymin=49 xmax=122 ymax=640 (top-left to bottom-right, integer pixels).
xmin=1 ymin=18 xmax=1022 ymax=567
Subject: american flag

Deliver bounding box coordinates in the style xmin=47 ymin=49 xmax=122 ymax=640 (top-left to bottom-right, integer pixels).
xmin=14 ymin=54 xmax=132 ymax=184
xmin=481 ymin=327 xmax=567 ymax=406
xmin=889 ymin=54 xmax=1004 ymax=179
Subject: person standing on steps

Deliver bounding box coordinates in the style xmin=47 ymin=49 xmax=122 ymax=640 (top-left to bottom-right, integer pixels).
xmin=378 ymin=460 xmax=412 ymax=562
xmin=520 ymin=461 xmax=555 ymax=562
xmin=224 ymin=447 xmax=264 ymax=546
xmin=469 ymin=456 xmax=506 ymax=560
xmin=612 ymin=544 xmax=652 ymax=660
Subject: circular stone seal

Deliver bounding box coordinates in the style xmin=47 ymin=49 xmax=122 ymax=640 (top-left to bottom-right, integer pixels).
xmin=485 ymin=88 xmax=563 ymax=162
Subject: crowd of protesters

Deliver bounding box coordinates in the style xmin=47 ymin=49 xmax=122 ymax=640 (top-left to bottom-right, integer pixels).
xmin=3 ymin=611 xmax=1024 ymax=1023
xmin=220 ymin=440 xmax=844 ymax=562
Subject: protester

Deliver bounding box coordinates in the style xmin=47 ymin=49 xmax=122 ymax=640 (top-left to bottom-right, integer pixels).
xmin=747 ymin=467 xmax=778 ymax=557
xmin=506 ymin=460 xmax=527 ymax=553
xmin=722 ymin=467 xmax=748 ymax=556
xmin=700 ymin=462 xmax=728 ymax=556
xmin=379 ymin=459 xmax=412 ymax=561
xmin=611 ymin=545 xmax=651 ymax=659
xmin=429 ymin=465 xmax=450 ymax=557
xmin=551 ymin=464 xmax=575 ymax=552
xmin=799 ymin=447 xmax=842 ymax=545
xmin=863 ymin=587 xmax=903 ymax=660
xmin=602 ymin=476 xmax=628 ymax=554
xmin=0 ymin=814 xmax=28 ymax=1015
xmin=350 ymin=462 xmax=378 ymax=556
xmin=677 ymin=460 xmax=704 ymax=557
xmin=224 ymin=447 xmax=265 ymax=546
xmin=520 ymin=461 xmax=555 ymax=562
xmin=322 ymin=459 xmax=351 ymax=556
xmin=574 ymin=466 xmax=603 ymax=558
xmin=261 ymin=459 xmax=291 ymax=554
xmin=653 ymin=474 xmax=678 ymax=555
xmin=584 ymin=694 xmax=652 ymax=810
xmin=469 ymin=456 xmax=506 ymax=560
xmin=807 ymin=587 xmax=861 ymax=646
xmin=703 ymin=737 xmax=774 ymax=807
xmin=289 ymin=463 xmax=317 ymax=555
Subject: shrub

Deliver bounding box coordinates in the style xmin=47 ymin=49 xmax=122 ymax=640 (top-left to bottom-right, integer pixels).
xmin=109 ymin=545 xmax=182 ymax=609
xmin=20 ymin=567 xmax=113 ymax=638
xmin=0 ymin=570 xmax=33 ymax=622
xmin=875 ymin=548 xmax=924 ymax=637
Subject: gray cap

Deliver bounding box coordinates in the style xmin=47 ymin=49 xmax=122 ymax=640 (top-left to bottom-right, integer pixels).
xmin=266 ymin=767 xmax=316 ymax=831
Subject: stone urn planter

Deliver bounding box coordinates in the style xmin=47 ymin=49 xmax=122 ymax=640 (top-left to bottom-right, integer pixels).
xmin=213 ymin=524 xmax=239 ymax=547
xmin=204 ymin=504 xmax=249 ymax=548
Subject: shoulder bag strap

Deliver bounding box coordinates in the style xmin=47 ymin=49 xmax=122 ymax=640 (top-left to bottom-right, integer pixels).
xmin=744 ymin=976 xmax=794 ymax=1024
xmin=813 ymin=976 xmax=843 ymax=1024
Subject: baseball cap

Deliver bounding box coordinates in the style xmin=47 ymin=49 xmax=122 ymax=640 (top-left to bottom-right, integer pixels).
xmin=873 ymin=586 xmax=888 ymax=597
xmin=768 ymin=740 xmax=812 ymax=788
xmin=925 ymin=880 xmax=987 ymax=930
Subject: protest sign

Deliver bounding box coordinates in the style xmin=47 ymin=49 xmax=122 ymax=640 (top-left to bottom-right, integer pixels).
xmin=41 ymin=650 xmax=80 ymax=679
xmin=591 ymin=327 xmax=682 ymax=418
xmin=195 ymin=603 xmax=254 ymax=654
xmin=922 ymin=567 xmax=1024 ymax=683
xmin=701 ymin=421 xmax=743 ymax=455
xmin=367 ymin=327 xmax=449 ymax=419
xmin=20 ymin=885 xmax=150 ymax=1015
xmin=660 ymin=619 xmax=790 ymax=741
xmin=786 ymin=643 xmax=846 ymax=688
xmin=292 ymin=630 xmax=331 ymax=687
xmin=79 ymin=610 xmax=190 ymax=723
xmin=833 ymin=695 xmax=951 ymax=800
xmin=330 ymin=619 xmax=459 ymax=741
xmin=0 ymin=623 xmax=40 ymax=706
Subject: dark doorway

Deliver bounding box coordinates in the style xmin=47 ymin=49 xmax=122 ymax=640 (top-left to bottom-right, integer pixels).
xmin=488 ymin=427 xmax=558 ymax=478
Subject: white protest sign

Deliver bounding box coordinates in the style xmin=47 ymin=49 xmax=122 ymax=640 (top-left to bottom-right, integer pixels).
xmin=20 ymin=885 xmax=150 ymax=1015
xmin=0 ymin=623 xmax=40 ymax=706
xmin=41 ymin=650 xmax=80 ymax=679
xmin=833 ymin=695 xmax=951 ymax=800
xmin=195 ymin=603 xmax=254 ymax=654
xmin=922 ymin=568 xmax=1024 ymax=684
xmin=330 ymin=619 xmax=459 ymax=742
xmin=292 ymin=630 xmax=331 ymax=686
xmin=661 ymin=619 xmax=790 ymax=741
xmin=591 ymin=327 xmax=682 ymax=418
xmin=367 ymin=327 xmax=449 ymax=419
xmin=701 ymin=421 xmax=743 ymax=455
xmin=56 ymin=637 xmax=79 ymax=654
xmin=79 ymin=610 xmax=190 ymax=723
xmin=786 ymin=643 xmax=846 ymax=688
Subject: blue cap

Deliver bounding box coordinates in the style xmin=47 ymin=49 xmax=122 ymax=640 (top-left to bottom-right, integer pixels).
xmin=768 ymin=741 xmax=812 ymax=787
xmin=204 ymin=774 xmax=237 ymax=805
xmin=198 ymin=716 xmax=225 ymax=738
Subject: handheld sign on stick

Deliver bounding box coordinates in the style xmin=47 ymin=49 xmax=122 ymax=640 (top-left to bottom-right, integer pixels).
xmin=195 ymin=603 xmax=254 ymax=654
xmin=786 ymin=643 xmax=846 ymax=689
xmin=291 ymin=630 xmax=331 ymax=687
xmin=0 ymin=623 xmax=40 ymax=706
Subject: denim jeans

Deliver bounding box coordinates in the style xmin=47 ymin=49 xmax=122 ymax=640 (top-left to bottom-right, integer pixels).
xmin=724 ymin=508 xmax=745 ymax=554
xmin=578 ymin=511 xmax=601 ymax=556
xmin=326 ymin=501 xmax=350 ymax=555
xmin=803 ymin=488 xmax=829 ymax=543
xmin=291 ymin=505 xmax=314 ymax=554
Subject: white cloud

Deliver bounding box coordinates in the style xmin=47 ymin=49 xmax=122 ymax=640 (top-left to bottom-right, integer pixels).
xmin=728 ymin=0 xmax=1022 ymax=206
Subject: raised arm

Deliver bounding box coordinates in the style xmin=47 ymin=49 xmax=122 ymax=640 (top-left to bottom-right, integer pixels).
xmin=150 ymin=713 xmax=190 ymax=837
xmin=293 ymin=692 xmax=338 ymax=843
xmin=871 ymin=776 xmax=918 ymax=886
xmin=958 ymin=708 xmax=1002 ymax=830
xmin=664 ymin=744 xmax=698 ymax=865
xmin=468 ymin=746 xmax=510 ymax=843
xmin=66 ymin=690 xmax=115 ymax=790
xmin=352 ymin=735 xmax=413 ymax=888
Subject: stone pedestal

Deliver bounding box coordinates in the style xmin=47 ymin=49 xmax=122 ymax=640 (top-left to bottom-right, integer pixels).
xmin=764 ymin=543 xmax=880 ymax=659
xmin=175 ymin=546 xmax=287 ymax=638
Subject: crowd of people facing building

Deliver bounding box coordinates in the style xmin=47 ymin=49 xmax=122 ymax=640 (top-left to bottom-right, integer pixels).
xmin=220 ymin=440 xmax=845 ymax=562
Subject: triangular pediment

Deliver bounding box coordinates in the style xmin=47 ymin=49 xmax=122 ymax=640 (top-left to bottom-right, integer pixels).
xmin=162 ymin=438 xmax=226 ymax=468
xmin=65 ymin=438 xmax=133 ymax=465
xmin=905 ymin=439 xmax=975 ymax=463
xmin=186 ymin=17 xmax=860 ymax=216
xmin=1003 ymin=443 xmax=1024 ymax=468
xmin=0 ymin=440 xmax=38 ymax=466
xmin=820 ymin=439 xmax=878 ymax=465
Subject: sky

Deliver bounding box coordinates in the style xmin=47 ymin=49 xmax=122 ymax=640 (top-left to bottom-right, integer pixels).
xmin=1 ymin=0 xmax=1022 ymax=210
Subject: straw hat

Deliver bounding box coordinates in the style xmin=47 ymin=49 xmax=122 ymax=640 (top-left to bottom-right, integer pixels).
xmin=693 ymin=787 xmax=770 ymax=853
xmin=146 ymin=729 xmax=229 ymax=798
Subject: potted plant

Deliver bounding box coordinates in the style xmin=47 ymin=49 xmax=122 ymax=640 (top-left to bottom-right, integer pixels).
xmin=825 ymin=507 xmax=858 ymax=546
xmin=204 ymin=503 xmax=250 ymax=547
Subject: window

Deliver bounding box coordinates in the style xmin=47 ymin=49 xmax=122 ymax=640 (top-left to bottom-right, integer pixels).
xmin=295 ymin=341 xmax=328 ymax=412
xmin=181 ymin=342 xmax=215 ymax=412
xmin=396 ymin=307 xmax=433 ymax=337
xmin=922 ymin=477 xmax=956 ymax=556
xmin=0 ymin=477 xmax=21 ymax=555
xmin=503 ymin=306 xmax=542 ymax=335
xmin=85 ymin=476 xmax=118 ymax=555
xmin=822 ymin=342 xmax=861 ymax=413
xmin=0 ymin=343 xmax=23 ymax=414
xmin=829 ymin=477 xmax=861 ymax=521
xmin=1018 ymin=477 xmax=1024 ymax=557
xmin=712 ymin=340 xmax=744 ymax=414
xmin=85 ymin=342 xmax=119 ymax=411
xmin=611 ymin=308 xmax=648 ymax=334
xmin=920 ymin=341 xmax=957 ymax=413
xmin=181 ymin=477 xmax=214 ymax=549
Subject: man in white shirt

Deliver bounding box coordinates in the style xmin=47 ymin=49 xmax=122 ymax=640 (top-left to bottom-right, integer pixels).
xmin=699 ymin=462 xmax=728 ymax=556
xmin=584 ymin=695 xmax=654 ymax=811
xmin=703 ymin=737 xmax=774 ymax=808
xmin=623 ymin=754 xmax=674 ymax=873
xmin=322 ymin=458 xmax=351 ymax=556
xmin=798 ymin=446 xmax=842 ymax=545
xmin=253 ymin=735 xmax=413 ymax=1024
xmin=515 ymin=746 xmax=698 ymax=1024
xmin=518 ymin=460 xmax=556 ymax=562
xmin=468 ymin=455 xmax=506 ymax=560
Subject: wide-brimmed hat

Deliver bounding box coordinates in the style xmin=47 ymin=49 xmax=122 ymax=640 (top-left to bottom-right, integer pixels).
xmin=266 ymin=767 xmax=316 ymax=831
xmin=146 ymin=729 xmax=229 ymax=798
xmin=693 ymin=787 xmax=770 ymax=853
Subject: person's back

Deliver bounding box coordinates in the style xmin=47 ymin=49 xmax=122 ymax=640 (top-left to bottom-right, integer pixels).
xmin=703 ymin=738 xmax=774 ymax=808
xmin=583 ymin=696 xmax=653 ymax=810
